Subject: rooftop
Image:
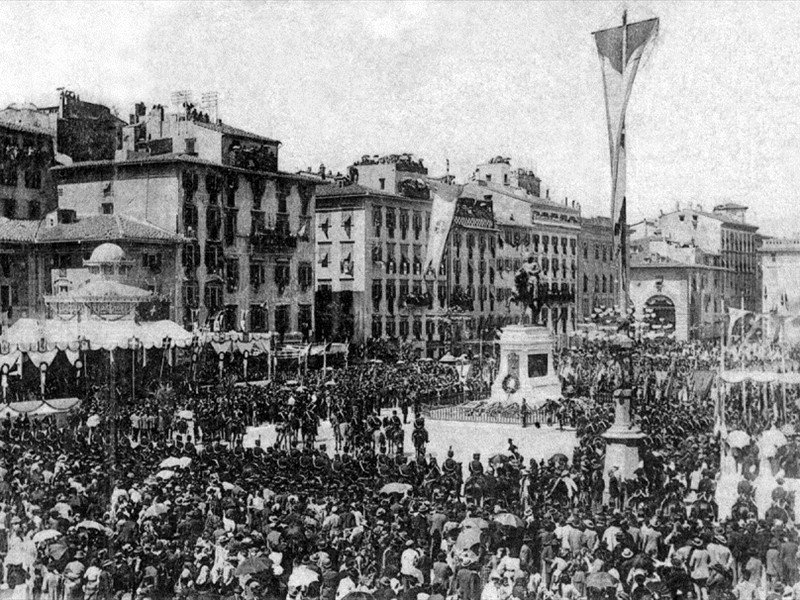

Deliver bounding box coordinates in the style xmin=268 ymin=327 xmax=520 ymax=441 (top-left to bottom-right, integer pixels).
xmin=0 ymin=120 xmax=52 ymax=137
xmin=662 ymin=208 xmax=758 ymax=230
xmin=37 ymin=215 xmax=183 ymax=244
xmin=193 ymin=120 xmax=280 ymax=145
xmin=316 ymin=182 xmax=422 ymax=202
xmin=51 ymin=152 xmax=322 ymax=184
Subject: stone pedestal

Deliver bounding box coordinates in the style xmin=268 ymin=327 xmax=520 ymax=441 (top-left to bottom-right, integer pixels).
xmin=489 ymin=325 xmax=561 ymax=407
xmin=602 ymin=389 xmax=645 ymax=502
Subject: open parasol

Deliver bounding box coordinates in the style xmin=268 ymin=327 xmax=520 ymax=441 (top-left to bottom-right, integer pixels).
xmin=454 ymin=528 xmax=483 ymax=550
xmin=32 ymin=529 xmax=62 ymax=544
xmin=586 ymin=572 xmax=616 ymax=589
xmin=726 ymin=431 xmax=750 ymax=449
xmin=493 ymin=513 xmax=524 ymax=528
xmin=288 ymin=566 xmax=320 ymax=588
xmin=459 ymin=517 xmax=489 ymax=530
xmin=379 ymin=482 xmax=412 ymax=495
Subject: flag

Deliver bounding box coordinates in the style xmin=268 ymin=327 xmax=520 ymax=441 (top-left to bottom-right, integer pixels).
xmin=423 ymin=182 xmax=463 ymax=277
xmin=594 ymin=15 xmax=658 ymax=300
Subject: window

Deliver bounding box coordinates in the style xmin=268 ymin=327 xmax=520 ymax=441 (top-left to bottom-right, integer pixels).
xmin=28 ymin=200 xmax=40 ymax=220
xmin=142 ymin=253 xmax=162 ymax=272
xmin=386 ymin=208 xmax=396 ymax=238
xmin=583 ymin=243 xmax=588 ymax=259
xmin=372 ymin=280 xmax=382 ymax=312
xmin=399 ymin=210 xmax=409 ymax=239
xmin=552 ymin=236 xmax=559 ymax=254
xmin=225 ymin=258 xmax=239 ymax=293
xmin=372 ymin=316 xmax=382 ymax=338
xmin=379 ymin=178 xmax=386 ymax=190
xmin=298 ymin=261 xmax=313 ymax=290
xmin=250 ymin=261 xmax=266 ymax=289
xmin=542 ymin=236 xmax=549 ymax=253
xmin=224 ymin=209 xmax=238 ymax=246
xmin=298 ymin=304 xmax=312 ymax=338
xmin=583 ymin=274 xmax=588 ymax=292
xmin=594 ymin=244 xmax=599 ymax=260
xmin=101 ymin=202 xmax=114 ymax=215
xmin=206 ymin=207 xmax=222 ymax=241
xmin=275 ymin=305 xmax=290 ymax=337
xmin=2 ymin=198 xmax=15 ymax=219
xmin=601 ymin=275 xmax=607 ymax=293
xmin=385 ymin=317 xmax=396 ymax=337
xmin=204 ymin=281 xmax=223 ymax=314
xmin=399 ymin=318 xmax=409 ymax=339
xmin=485 ymin=174 xmax=492 ymax=182
xmin=24 ymin=170 xmax=41 ymax=189
xmin=373 ymin=206 xmax=382 ymax=237
xmin=182 ymin=282 xmax=199 ymax=308
xmin=205 ymin=242 xmax=223 ymax=275
xmin=250 ymin=304 xmax=268 ymax=332
xmin=274 ymin=262 xmax=290 ymax=292
xmin=399 ymin=280 xmax=408 ymax=304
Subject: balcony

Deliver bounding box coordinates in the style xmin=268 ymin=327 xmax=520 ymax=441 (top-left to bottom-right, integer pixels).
xmin=250 ymin=228 xmax=297 ymax=254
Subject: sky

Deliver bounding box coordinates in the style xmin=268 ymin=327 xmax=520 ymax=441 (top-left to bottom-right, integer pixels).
xmin=1 ymin=1 xmax=799 ymax=236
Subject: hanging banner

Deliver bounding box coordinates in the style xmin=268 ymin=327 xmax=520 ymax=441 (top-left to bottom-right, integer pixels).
xmin=423 ymin=182 xmax=463 ymax=277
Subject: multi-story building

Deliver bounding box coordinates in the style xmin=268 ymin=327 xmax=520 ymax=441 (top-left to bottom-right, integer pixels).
xmin=0 ymin=121 xmax=56 ymax=220
xmin=469 ymin=158 xmax=580 ymax=341
xmin=577 ymin=216 xmax=616 ymax=320
xmin=47 ymin=103 xmax=320 ymax=337
xmin=630 ymin=245 xmax=725 ymax=341
xmin=315 ymin=155 xmax=437 ymax=347
xmin=760 ymin=236 xmax=800 ymax=315
xmin=654 ymin=203 xmax=760 ymax=312
xmin=0 ymin=90 xmax=125 ymax=163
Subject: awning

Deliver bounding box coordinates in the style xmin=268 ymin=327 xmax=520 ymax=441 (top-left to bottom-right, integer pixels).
xmin=3 ymin=318 xmax=194 ymax=352
xmin=0 ymin=397 xmax=80 ymax=419
xmin=719 ymin=370 xmax=800 ymax=385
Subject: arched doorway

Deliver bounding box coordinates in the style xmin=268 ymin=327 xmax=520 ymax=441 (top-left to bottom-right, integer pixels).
xmin=645 ymin=295 xmax=676 ymax=330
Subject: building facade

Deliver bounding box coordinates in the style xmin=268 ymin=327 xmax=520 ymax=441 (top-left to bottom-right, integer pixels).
xmin=317 ymin=156 xmax=581 ymax=352
xmin=760 ymin=236 xmax=800 ymax=315
xmin=577 ymin=216 xmax=616 ymax=320
xmin=315 ymin=155 xmax=437 ymax=348
xmin=469 ymin=158 xmax=580 ymax=341
xmin=654 ymin=203 xmax=760 ymax=312
xmin=0 ymin=90 xmax=125 ymax=163
xmin=0 ymin=121 xmax=56 ymax=220
xmin=48 ymin=104 xmax=319 ymax=337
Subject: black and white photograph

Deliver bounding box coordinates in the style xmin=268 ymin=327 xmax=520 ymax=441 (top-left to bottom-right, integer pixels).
xmin=0 ymin=1 xmax=796 ymax=598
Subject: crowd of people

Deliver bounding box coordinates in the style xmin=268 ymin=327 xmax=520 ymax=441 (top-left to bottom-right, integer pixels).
xmin=0 ymin=337 xmax=799 ymax=599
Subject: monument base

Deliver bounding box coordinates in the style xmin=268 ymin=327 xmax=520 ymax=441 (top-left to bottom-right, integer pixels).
xmin=601 ymin=389 xmax=645 ymax=502
xmin=490 ymin=324 xmax=561 ymax=408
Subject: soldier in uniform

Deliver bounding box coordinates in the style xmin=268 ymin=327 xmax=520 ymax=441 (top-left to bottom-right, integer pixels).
xmin=469 ymin=453 xmax=484 ymax=478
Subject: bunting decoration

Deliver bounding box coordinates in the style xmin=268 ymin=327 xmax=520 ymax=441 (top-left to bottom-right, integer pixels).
xmin=594 ymin=13 xmax=658 ymax=307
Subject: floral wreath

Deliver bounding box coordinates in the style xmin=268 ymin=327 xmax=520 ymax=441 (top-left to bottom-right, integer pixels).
xmin=502 ymin=373 xmax=520 ymax=394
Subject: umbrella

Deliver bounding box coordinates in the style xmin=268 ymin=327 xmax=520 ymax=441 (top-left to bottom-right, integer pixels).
xmin=179 ymin=457 xmax=192 ymax=468
xmin=47 ymin=542 xmax=69 ymax=560
xmin=76 ymin=520 xmax=110 ymax=534
xmin=493 ymin=513 xmax=524 ymax=528
xmin=177 ymin=410 xmax=194 ymax=420
xmin=159 ymin=457 xmax=182 ymax=469
xmin=342 ymin=593 xmax=375 ymax=600
xmin=781 ymin=423 xmax=796 ymax=436
xmin=32 ymin=529 xmax=62 ymax=544
xmin=585 ymin=572 xmax=616 ymax=589
xmin=143 ymin=504 xmax=168 ymax=518
xmin=86 ymin=414 xmax=100 ymax=428
xmin=288 ymin=566 xmax=320 ymax=588
xmin=234 ymin=556 xmax=273 ymax=577
xmin=727 ymin=430 xmax=750 ymax=449
xmin=53 ymin=502 xmax=71 ymax=518
xmin=155 ymin=470 xmax=175 ymax=480
xmin=379 ymin=482 xmax=412 ymax=495
xmin=454 ymin=528 xmax=483 ymax=550
xmin=762 ymin=427 xmax=788 ymax=448
xmin=459 ymin=517 xmax=489 ymax=530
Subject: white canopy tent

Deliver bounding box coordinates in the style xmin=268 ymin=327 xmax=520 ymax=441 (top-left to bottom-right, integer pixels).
xmin=3 ymin=318 xmax=194 ymax=351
